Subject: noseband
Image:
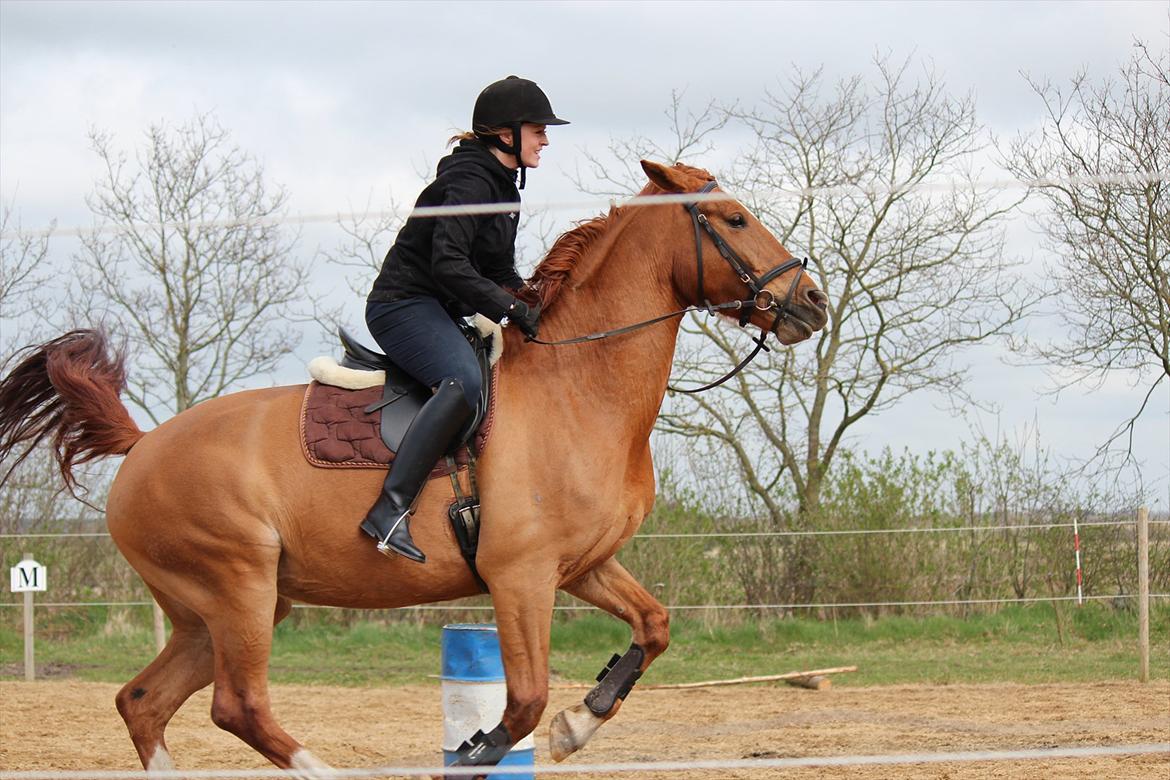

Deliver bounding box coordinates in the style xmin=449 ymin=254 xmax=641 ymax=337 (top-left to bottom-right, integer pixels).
xmin=530 ymin=179 xmax=811 ymax=393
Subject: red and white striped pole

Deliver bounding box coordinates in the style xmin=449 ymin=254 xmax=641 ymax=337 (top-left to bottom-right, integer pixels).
xmin=1072 ymin=514 xmax=1083 ymax=606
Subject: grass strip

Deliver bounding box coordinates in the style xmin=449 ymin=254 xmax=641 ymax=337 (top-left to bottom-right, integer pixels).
xmin=1 ymin=602 xmax=1165 ymax=687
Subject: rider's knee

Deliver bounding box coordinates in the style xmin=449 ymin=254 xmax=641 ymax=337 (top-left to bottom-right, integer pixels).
xmin=442 ymin=371 xmax=481 ymax=408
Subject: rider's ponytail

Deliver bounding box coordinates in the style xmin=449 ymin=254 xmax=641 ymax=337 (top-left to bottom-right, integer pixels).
xmin=447 ymin=128 xmax=509 ymax=147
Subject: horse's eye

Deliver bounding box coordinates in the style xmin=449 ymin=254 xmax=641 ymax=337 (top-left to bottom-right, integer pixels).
xmin=728 ymin=213 xmax=747 ymax=229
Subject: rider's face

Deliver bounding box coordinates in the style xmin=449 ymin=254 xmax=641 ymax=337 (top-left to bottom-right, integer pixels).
xmin=498 ymin=123 xmax=547 ymax=169
xmin=518 ymin=123 xmax=549 ymax=168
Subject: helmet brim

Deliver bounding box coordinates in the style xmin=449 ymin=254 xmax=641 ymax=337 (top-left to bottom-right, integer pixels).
xmin=523 ymin=115 xmax=570 ymax=126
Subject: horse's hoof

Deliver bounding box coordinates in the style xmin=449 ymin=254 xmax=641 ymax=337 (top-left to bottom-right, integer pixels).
xmin=549 ymin=703 xmax=605 ymax=762
xmin=288 ymin=748 xmax=336 ymax=780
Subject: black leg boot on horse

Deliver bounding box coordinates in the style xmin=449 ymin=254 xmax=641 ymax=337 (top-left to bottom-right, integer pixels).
xmin=360 ymin=378 xmax=472 ymax=562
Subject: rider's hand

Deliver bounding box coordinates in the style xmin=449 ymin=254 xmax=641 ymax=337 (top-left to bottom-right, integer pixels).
xmin=506 ymin=299 xmax=541 ymax=340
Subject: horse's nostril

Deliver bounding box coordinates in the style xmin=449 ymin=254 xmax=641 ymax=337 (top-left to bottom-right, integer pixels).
xmin=807 ymin=288 xmax=829 ymax=310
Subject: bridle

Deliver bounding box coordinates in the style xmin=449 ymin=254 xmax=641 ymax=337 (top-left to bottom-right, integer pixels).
xmin=686 ymin=181 xmax=807 ymax=332
xmin=529 ymin=179 xmax=810 ymax=393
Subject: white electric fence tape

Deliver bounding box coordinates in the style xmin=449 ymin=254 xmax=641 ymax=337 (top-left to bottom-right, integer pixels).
xmin=0 ymin=742 xmax=1165 ymax=779
xmin=4 ymin=171 xmax=1167 ymax=240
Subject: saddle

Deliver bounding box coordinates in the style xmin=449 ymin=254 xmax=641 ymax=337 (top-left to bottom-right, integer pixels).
xmin=300 ymin=320 xmax=498 ymax=472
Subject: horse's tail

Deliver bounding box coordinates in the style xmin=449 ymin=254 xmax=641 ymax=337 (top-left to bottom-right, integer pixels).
xmin=0 ymin=329 xmax=143 ymax=490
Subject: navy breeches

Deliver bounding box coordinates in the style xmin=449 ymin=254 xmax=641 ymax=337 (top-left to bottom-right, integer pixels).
xmin=365 ymin=297 xmax=482 ymax=407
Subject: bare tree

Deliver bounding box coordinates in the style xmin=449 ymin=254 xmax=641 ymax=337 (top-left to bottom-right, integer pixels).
xmin=570 ymin=89 xmax=730 ymax=198
xmin=2 ymin=204 xmax=113 ymax=559
xmin=664 ymin=59 xmax=1028 ymax=504
xmin=73 ymin=114 xmax=307 ymax=422
xmin=310 ymin=197 xmax=406 ymax=341
xmin=587 ymin=60 xmax=1032 ymax=603
xmin=0 ymin=204 xmax=54 ymax=354
xmin=319 ymin=194 xmax=406 ymax=300
xmin=1006 ymin=42 xmax=1169 ymax=453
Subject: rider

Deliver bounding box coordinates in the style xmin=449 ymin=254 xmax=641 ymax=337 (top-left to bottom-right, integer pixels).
xmin=360 ymin=76 xmax=569 ymax=562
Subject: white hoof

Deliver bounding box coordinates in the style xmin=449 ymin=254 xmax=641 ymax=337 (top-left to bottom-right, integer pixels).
xmin=549 ymin=702 xmax=606 ymax=762
xmin=289 ymin=748 xmax=337 ymax=779
xmin=146 ymin=746 xmax=174 ymax=774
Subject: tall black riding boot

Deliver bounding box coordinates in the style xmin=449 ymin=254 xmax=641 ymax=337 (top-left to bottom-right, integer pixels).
xmin=359 ymin=378 xmax=473 ymax=562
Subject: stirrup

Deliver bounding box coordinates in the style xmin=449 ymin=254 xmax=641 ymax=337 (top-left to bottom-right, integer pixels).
xmin=374 ymin=510 xmax=408 ymax=555
xmin=373 ymin=510 xmax=426 ymax=562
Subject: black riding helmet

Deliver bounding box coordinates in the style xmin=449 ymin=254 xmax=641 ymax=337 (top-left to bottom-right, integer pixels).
xmin=472 ymin=76 xmax=569 ymax=189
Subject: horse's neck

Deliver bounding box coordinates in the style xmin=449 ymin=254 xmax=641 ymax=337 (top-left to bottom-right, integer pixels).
xmin=507 ymin=214 xmax=683 ymax=437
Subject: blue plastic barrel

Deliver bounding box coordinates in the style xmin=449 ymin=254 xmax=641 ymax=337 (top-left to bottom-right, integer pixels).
xmin=441 ymin=624 xmax=535 ymax=779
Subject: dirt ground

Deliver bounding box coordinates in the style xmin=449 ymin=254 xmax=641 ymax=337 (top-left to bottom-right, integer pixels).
xmin=0 ymin=680 xmax=1166 ymax=778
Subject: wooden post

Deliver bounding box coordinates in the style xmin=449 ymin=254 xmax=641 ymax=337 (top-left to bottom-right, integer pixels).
xmin=786 ymin=675 xmax=831 ymax=690
xmin=22 ymin=553 xmax=34 ymax=682
xmin=153 ymin=601 xmax=167 ymax=653
xmin=1137 ymin=506 xmax=1149 ymax=684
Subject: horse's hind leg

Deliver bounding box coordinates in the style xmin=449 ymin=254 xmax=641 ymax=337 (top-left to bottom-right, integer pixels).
xmin=115 ymin=589 xmax=214 ymax=770
xmin=550 ymin=557 xmax=670 ymax=761
xmin=116 ymin=589 xmax=296 ymax=771
xmin=204 ymin=583 xmax=331 ymax=774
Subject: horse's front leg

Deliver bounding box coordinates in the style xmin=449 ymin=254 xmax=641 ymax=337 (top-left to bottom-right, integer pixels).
xmin=550 ymin=556 xmax=670 ymax=761
xmin=446 ymin=566 xmax=556 ymax=778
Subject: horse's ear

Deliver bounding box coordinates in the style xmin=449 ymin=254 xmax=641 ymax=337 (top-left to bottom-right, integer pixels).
xmin=640 ymin=160 xmax=695 ymax=193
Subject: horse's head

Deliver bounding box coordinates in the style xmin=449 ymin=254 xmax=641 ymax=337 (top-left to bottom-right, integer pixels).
xmin=639 ymin=160 xmax=829 ymax=345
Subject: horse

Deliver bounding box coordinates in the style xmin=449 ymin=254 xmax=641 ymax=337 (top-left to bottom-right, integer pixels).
xmin=0 ymin=161 xmax=828 ymax=774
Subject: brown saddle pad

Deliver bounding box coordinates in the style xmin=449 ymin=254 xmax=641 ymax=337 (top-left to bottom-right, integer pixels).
xmin=299 ymin=381 xmax=493 ymax=478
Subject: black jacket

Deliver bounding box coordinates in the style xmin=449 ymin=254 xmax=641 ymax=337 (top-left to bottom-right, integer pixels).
xmin=368 ymin=139 xmax=524 ymax=322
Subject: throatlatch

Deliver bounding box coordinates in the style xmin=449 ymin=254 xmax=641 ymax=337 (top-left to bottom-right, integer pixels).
xmin=449 ymin=723 xmax=513 ymax=769
xmin=584 ymin=643 xmax=645 ymax=716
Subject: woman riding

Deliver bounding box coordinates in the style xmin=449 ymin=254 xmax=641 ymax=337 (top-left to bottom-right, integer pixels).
xmin=360 ymin=76 xmax=569 ymax=563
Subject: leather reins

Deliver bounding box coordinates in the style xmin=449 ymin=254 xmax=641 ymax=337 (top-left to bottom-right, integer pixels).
xmin=528 ymin=180 xmax=809 ymax=393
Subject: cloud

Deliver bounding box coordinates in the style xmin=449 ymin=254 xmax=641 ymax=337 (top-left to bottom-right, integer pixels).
xmin=2 ymin=0 xmax=1167 ymax=492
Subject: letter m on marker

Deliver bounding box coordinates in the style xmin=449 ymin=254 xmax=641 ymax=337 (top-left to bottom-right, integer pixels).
xmin=19 ymin=567 xmax=38 ymax=588
xmin=11 ymin=560 xmax=46 ymax=592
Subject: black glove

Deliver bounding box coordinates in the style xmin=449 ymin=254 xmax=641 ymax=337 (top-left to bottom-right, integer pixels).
xmin=506 ymin=299 xmax=541 ymax=340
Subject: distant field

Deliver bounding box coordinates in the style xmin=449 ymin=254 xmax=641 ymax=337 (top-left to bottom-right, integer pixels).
xmin=1 ymin=602 xmax=1165 ymax=687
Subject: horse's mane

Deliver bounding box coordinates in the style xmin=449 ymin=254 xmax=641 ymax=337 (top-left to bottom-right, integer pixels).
xmin=520 ymin=164 xmax=714 ymax=310
xmin=519 ymin=213 xmax=613 ymax=310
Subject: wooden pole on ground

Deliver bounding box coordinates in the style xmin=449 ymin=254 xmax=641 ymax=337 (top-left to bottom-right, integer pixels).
xmin=1137 ymin=506 xmax=1149 ymax=684
xmin=551 ymin=665 xmax=858 ymax=691
xmin=647 ymin=666 xmax=857 ymax=690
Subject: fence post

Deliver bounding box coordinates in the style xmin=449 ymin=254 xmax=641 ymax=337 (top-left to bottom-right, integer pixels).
xmin=153 ymin=601 xmax=167 ymax=653
xmin=23 ymin=554 xmax=34 ymax=682
xmin=1137 ymin=506 xmax=1149 ymax=684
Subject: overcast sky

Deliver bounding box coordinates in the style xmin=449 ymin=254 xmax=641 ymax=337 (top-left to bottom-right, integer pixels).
xmin=1 ymin=0 xmax=1168 ymax=506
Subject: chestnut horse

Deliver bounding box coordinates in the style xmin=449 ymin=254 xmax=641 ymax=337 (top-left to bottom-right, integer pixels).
xmin=0 ymin=161 xmax=827 ymax=773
